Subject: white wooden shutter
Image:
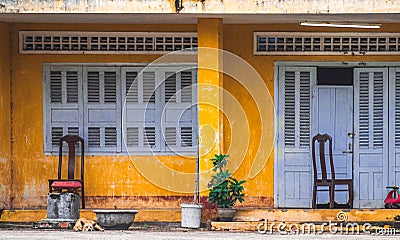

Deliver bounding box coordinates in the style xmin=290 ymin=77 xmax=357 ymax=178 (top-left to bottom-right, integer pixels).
xmin=161 ymin=67 xmax=197 ymax=153
xmin=44 ymin=65 xmax=83 ymax=152
xmin=354 ymin=68 xmax=388 ymax=208
xmin=122 ymin=67 xmax=158 ymax=152
xmin=83 ymin=67 xmax=121 ymax=153
xmin=276 ymin=67 xmax=315 ymax=208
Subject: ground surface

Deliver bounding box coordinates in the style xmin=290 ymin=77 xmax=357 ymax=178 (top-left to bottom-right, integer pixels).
xmin=0 ymin=230 xmax=399 ymax=240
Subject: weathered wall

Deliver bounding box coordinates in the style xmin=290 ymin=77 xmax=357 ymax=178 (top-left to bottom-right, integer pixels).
xmin=0 ymin=22 xmax=11 ymax=209
xmin=221 ymin=23 xmax=400 ymax=207
xmin=10 ymin=23 xmax=199 ymax=209
xmin=7 ymin=20 xmax=400 ymax=212
xmin=1 ymin=0 xmax=399 ymax=13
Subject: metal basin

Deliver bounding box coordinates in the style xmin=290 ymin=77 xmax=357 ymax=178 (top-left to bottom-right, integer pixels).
xmin=93 ymin=210 xmax=138 ymax=230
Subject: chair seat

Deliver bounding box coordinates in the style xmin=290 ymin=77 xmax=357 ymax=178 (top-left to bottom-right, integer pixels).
xmin=51 ymin=180 xmax=82 ymax=189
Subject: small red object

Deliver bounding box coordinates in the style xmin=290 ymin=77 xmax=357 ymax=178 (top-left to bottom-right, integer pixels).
xmin=51 ymin=181 xmax=82 ymax=189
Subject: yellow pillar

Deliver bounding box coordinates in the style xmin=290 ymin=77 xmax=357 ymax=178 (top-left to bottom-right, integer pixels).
xmin=0 ymin=22 xmax=12 ymax=209
xmin=197 ymin=18 xmax=223 ymax=192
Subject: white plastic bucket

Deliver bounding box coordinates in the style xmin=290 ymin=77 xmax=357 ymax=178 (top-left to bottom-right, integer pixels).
xmin=180 ymin=203 xmax=202 ymax=228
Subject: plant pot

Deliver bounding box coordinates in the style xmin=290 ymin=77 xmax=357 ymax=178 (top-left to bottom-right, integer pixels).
xmin=217 ymin=208 xmax=237 ymax=221
xmin=93 ymin=209 xmax=138 ymax=230
xmin=180 ymin=203 xmax=202 ymax=228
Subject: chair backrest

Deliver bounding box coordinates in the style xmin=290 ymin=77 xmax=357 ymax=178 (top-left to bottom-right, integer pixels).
xmin=311 ymin=133 xmax=335 ymax=182
xmin=58 ymin=135 xmax=85 ymax=180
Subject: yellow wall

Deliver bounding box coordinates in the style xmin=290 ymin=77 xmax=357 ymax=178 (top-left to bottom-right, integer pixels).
xmin=5 ymin=21 xmax=400 ymax=211
xmin=0 ymin=22 xmax=11 ymax=209
xmin=221 ymin=23 xmax=400 ymax=207
xmin=10 ymin=23 xmax=199 ymax=209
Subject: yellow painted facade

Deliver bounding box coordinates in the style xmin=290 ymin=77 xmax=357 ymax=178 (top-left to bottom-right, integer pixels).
xmin=2 ymin=17 xmax=400 ymax=222
xmin=0 ymin=22 xmax=11 ymax=209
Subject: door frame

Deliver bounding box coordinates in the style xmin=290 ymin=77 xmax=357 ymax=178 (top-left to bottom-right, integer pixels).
xmin=274 ymin=61 xmax=400 ymax=208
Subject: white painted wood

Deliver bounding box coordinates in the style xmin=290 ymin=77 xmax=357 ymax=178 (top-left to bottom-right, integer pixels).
xmin=312 ymin=86 xmax=353 ymax=205
xmin=276 ymin=66 xmax=316 ymax=208
xmin=354 ymin=68 xmax=388 ymax=208
xmin=388 ymin=68 xmax=400 ymax=188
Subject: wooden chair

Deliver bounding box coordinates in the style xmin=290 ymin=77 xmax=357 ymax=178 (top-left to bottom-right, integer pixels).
xmin=311 ymin=133 xmax=353 ymax=209
xmin=48 ymin=134 xmax=85 ymax=209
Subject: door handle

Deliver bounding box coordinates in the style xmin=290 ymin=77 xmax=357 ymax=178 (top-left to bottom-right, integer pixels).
xmin=342 ymin=150 xmax=353 ymax=154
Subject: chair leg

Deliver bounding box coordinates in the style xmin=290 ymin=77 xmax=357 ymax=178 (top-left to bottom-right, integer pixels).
xmin=348 ymin=182 xmax=353 ymax=209
xmin=312 ymin=185 xmax=317 ymax=209
xmin=329 ymin=186 xmax=334 ymax=209
xmin=81 ymin=185 xmax=85 ymax=209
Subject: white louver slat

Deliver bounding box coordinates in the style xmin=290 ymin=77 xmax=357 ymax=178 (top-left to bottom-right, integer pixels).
xmin=51 ymin=127 xmax=63 ymax=146
xmin=358 ymin=72 xmax=370 ymax=148
xmin=104 ymin=72 xmax=117 ymax=103
xmin=105 ymin=127 xmax=117 ymax=146
xmin=165 ymin=72 xmax=176 ymax=103
xmin=88 ymin=127 xmax=101 ymax=147
xmin=181 ymin=127 xmax=193 ymax=147
xmin=87 ymin=71 xmax=100 ymax=103
xmin=284 ymin=71 xmax=296 ymax=147
xmin=125 ymin=71 xmax=138 ymax=103
xmin=144 ymin=127 xmax=156 ymax=147
xmin=373 ymin=72 xmax=384 ymax=148
xmin=143 ymin=72 xmax=155 ymax=103
xmin=66 ymin=71 xmax=79 ymax=103
xmin=126 ymin=127 xmax=139 ymax=147
xmin=181 ymin=71 xmax=193 ymax=103
xmin=165 ymin=127 xmax=177 ymax=146
xmin=299 ymin=72 xmax=311 ymax=147
xmin=50 ymin=71 xmax=62 ymax=103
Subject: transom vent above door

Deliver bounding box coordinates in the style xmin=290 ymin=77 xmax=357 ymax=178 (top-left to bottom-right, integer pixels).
xmin=19 ymin=31 xmax=198 ymax=54
xmin=254 ymin=32 xmax=400 ymax=55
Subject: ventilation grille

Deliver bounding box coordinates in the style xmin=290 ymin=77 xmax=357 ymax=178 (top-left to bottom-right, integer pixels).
xmin=255 ymin=32 xmax=400 ymax=55
xmin=104 ymin=72 xmax=117 ymax=103
xmin=50 ymin=71 xmax=62 ymax=103
xmin=20 ymin=31 xmax=197 ymax=54
xmin=88 ymin=72 xmax=100 ymax=103
xmin=181 ymin=127 xmax=193 ymax=147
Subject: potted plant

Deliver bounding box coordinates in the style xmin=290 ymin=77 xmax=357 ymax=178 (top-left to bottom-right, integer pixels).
xmin=207 ymin=154 xmax=246 ymax=221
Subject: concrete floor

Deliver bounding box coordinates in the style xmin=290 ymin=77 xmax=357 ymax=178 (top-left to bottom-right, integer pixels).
xmin=0 ymin=230 xmax=398 ymax=240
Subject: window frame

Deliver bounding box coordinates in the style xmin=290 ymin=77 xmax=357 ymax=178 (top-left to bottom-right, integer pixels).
xmin=43 ymin=63 xmax=198 ymax=156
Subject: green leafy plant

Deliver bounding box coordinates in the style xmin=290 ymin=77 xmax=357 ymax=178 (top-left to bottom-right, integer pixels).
xmin=207 ymin=154 xmax=246 ymax=208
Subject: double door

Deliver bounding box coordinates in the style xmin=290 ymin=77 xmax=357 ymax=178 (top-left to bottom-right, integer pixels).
xmin=276 ymin=66 xmax=400 ymax=208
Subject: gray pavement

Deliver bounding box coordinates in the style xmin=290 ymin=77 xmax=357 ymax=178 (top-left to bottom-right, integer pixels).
xmin=1 ymin=230 xmax=400 ymax=240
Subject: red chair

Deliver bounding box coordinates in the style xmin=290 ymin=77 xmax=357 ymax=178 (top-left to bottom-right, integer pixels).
xmin=311 ymin=133 xmax=353 ymax=209
xmin=48 ymin=135 xmax=85 ymax=209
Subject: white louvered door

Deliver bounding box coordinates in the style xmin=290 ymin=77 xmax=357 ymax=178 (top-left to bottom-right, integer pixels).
xmin=354 ymin=68 xmax=388 ymax=208
xmin=83 ymin=67 xmax=121 ymax=153
xmin=44 ymin=66 xmax=83 ymax=152
xmin=389 ymin=68 xmax=400 ymax=191
xmin=276 ymin=67 xmax=316 ymax=208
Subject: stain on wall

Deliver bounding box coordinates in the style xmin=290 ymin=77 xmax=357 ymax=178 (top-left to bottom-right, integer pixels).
xmin=0 ymin=22 xmax=11 ymax=209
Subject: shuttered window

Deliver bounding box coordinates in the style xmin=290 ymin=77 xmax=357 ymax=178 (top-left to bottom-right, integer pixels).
xmin=44 ymin=64 xmax=197 ymax=155
xmin=122 ymin=66 xmax=197 ymax=153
